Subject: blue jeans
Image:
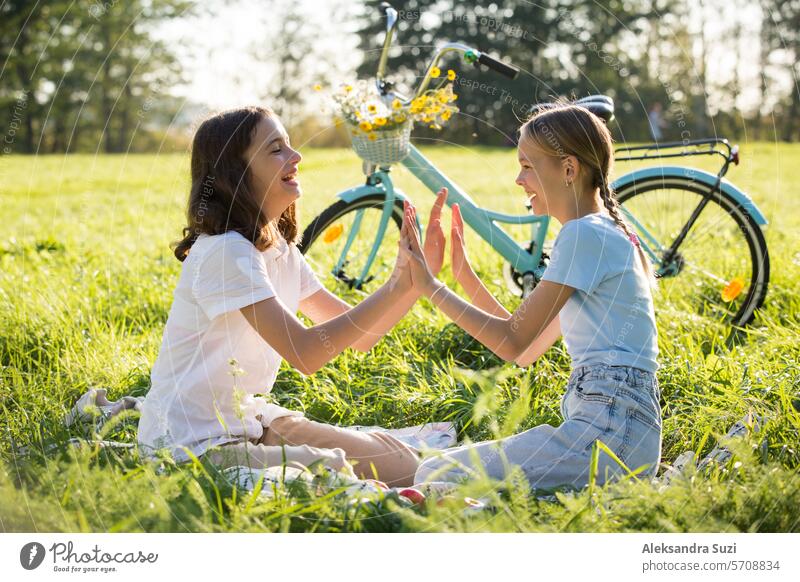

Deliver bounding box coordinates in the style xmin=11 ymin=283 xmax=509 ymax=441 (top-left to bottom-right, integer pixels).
xmin=414 ymin=364 xmax=663 ymax=491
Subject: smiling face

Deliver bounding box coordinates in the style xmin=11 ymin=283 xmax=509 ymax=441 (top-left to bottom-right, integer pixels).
xmin=243 ymin=115 xmax=302 ymax=221
xmin=515 ymin=105 xmax=615 ymax=224
xmin=515 ymin=134 xmax=573 ymax=218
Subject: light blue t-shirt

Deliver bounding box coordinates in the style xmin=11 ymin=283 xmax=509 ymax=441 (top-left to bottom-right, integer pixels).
xmin=541 ymin=212 xmax=659 ymax=373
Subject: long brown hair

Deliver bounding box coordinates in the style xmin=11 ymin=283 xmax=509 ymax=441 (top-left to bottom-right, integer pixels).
xmin=519 ymin=102 xmax=656 ymax=285
xmin=172 ymin=105 xmax=299 ymax=261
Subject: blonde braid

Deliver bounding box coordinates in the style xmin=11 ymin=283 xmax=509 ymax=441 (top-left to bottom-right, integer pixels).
xmin=596 ymin=171 xmax=656 ymax=285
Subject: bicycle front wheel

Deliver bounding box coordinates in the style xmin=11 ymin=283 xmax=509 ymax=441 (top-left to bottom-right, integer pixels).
xmin=299 ymin=195 xmax=405 ymax=293
xmin=616 ymin=174 xmax=769 ymax=327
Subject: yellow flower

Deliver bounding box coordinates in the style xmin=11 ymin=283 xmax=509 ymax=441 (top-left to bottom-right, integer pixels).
xmin=394 ymin=114 xmax=407 ymax=123
xmin=447 ymin=69 xmax=456 ymax=81
xmin=344 ymin=85 xmax=353 ymax=92
xmin=323 ymin=223 xmax=344 ymax=243
xmin=367 ymin=133 xmax=377 ymax=141
xmin=438 ymin=93 xmax=449 ymax=103
xmin=429 ymin=123 xmax=442 ymax=130
xmin=392 ymin=99 xmax=402 ymax=110
xmin=430 ymin=67 xmax=441 ymax=78
xmin=313 ymin=83 xmax=322 ymax=91
xmin=422 ymin=116 xmax=432 ymax=123
xmin=450 ymin=94 xmax=458 ymax=101
xmin=367 ymin=103 xmax=378 ymax=114
xmin=359 ymin=121 xmax=373 ymax=132
xmin=721 ymin=277 xmax=745 ymax=302
xmin=355 ymin=110 xmax=362 ymax=118
xmin=375 ymin=117 xmax=387 ymax=126
xmin=441 ymin=110 xmax=451 ymax=121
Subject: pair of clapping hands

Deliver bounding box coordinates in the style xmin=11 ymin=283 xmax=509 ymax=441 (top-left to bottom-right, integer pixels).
xmin=391 ymin=187 xmax=472 ymax=297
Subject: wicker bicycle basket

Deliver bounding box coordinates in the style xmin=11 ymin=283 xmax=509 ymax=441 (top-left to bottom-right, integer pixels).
xmin=348 ymin=120 xmax=412 ymax=165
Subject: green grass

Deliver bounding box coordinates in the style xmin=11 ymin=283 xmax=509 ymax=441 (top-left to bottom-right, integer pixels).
xmin=1 ymin=144 xmax=799 ymax=532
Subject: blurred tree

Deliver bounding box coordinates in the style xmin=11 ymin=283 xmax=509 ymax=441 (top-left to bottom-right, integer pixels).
xmin=250 ymin=0 xmax=317 ymax=124
xmin=0 ymin=0 xmax=193 ymax=154
xmin=760 ymin=0 xmax=800 ymax=141
xmin=0 ymin=0 xmax=69 ymax=153
xmin=354 ymin=0 xmax=675 ymax=144
xmin=86 ymin=0 xmax=193 ymax=153
xmin=249 ymin=0 xmax=352 ymax=134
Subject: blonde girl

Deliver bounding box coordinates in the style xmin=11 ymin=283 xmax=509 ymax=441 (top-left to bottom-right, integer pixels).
xmin=399 ymin=103 xmax=662 ymax=490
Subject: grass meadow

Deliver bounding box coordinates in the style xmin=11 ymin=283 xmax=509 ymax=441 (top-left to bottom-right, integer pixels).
xmin=1 ymin=143 xmax=799 ymax=532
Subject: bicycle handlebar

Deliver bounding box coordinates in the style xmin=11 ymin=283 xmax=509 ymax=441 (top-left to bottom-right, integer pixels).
xmin=374 ymin=3 xmax=519 ymax=101
xmin=477 ymin=52 xmax=519 ymax=79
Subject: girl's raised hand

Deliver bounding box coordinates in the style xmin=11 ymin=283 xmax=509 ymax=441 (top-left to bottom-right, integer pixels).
xmin=400 ymin=202 xmax=437 ymax=293
xmin=450 ymin=203 xmax=475 ymax=284
xmin=423 ymin=188 xmax=448 ymax=276
xmin=389 ymin=201 xmax=415 ymax=293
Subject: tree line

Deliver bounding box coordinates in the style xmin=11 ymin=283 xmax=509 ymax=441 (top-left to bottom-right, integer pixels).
xmin=1 ymin=0 xmax=192 ymax=155
xmin=2 ymin=0 xmax=799 ymax=155
xmin=354 ymin=0 xmax=800 ymax=145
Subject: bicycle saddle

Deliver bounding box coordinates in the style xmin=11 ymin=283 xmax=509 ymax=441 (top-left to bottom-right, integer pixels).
xmin=528 ymin=94 xmax=615 ymax=124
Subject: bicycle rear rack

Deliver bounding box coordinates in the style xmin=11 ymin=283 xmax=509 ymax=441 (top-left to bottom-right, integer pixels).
xmin=615 ymin=138 xmax=739 ymax=178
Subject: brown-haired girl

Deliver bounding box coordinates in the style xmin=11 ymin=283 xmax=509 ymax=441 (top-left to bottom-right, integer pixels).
xmin=399 ymin=103 xmax=662 ymax=490
xmin=138 ymin=106 xmax=447 ymax=487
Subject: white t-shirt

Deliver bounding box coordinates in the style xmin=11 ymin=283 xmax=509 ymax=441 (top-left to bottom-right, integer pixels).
xmin=137 ymin=231 xmax=324 ymax=462
xmin=541 ymin=212 xmax=659 ymax=373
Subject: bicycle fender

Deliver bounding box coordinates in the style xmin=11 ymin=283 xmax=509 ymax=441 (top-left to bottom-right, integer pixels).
xmin=334 ymin=184 xmax=421 ymax=230
xmin=336 ymin=183 xmax=387 ymax=204
xmin=612 ymin=166 xmax=768 ymax=226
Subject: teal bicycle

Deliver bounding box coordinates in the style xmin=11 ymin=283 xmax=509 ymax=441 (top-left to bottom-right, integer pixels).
xmin=300 ymin=3 xmax=769 ymax=328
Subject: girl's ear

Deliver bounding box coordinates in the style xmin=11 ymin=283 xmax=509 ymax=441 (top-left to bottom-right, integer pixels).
xmin=561 ymin=155 xmax=580 ymax=185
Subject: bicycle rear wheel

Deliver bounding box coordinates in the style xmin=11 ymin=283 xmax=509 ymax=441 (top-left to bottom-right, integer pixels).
xmin=616 ymin=173 xmax=769 ymax=327
xmin=299 ymin=195 xmax=405 ymax=293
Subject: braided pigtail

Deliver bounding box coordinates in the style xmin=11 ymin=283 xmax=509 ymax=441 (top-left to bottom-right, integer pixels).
xmin=596 ymin=172 xmax=657 ymax=287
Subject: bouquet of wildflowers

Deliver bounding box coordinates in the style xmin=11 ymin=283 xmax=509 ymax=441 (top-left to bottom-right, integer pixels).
xmin=317 ymin=68 xmax=459 ymax=164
